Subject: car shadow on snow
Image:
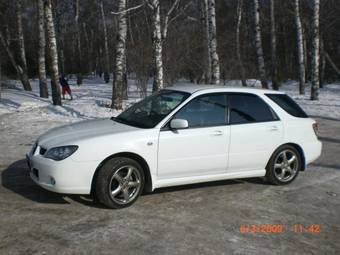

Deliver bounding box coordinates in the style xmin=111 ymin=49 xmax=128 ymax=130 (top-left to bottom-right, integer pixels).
xmin=144 ymin=177 xmax=270 ymax=195
xmin=1 ymin=159 xmax=106 ymax=208
xmin=1 ymin=159 xmax=269 ymax=208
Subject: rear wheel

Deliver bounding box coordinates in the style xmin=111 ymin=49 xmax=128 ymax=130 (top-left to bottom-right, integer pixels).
xmin=266 ymin=145 xmax=302 ymax=185
xmin=95 ymin=157 xmax=144 ymax=209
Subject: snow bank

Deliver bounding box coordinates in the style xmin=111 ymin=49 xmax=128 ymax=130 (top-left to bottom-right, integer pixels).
xmin=0 ymin=78 xmax=339 ymax=122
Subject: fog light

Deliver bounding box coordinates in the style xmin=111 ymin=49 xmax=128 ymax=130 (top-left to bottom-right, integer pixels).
xmin=50 ymin=177 xmax=56 ymax=185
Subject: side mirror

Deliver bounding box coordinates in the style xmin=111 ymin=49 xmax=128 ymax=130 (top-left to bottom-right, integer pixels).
xmin=170 ymin=119 xmax=188 ymax=130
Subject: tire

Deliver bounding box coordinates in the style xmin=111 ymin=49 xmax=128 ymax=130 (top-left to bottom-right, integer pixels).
xmin=265 ymin=145 xmax=302 ymax=185
xmin=95 ymin=157 xmax=145 ymax=209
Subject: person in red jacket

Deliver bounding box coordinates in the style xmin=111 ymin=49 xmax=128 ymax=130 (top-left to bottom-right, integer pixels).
xmin=59 ymin=75 xmax=73 ymax=100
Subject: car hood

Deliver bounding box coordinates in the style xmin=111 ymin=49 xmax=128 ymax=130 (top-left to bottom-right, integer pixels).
xmin=38 ymin=118 xmax=138 ymax=148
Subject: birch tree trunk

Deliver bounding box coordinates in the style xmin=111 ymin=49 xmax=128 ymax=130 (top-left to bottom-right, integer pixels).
xmin=112 ymin=0 xmax=128 ymax=109
xmin=55 ymin=3 xmax=65 ymax=75
xmin=15 ymin=0 xmax=32 ymax=91
xmin=311 ymin=0 xmax=320 ymax=100
xmin=252 ymin=0 xmax=267 ymax=88
xmin=74 ymin=0 xmax=82 ymax=85
xmin=37 ymin=0 xmax=48 ymax=98
xmin=207 ymin=0 xmax=220 ymax=84
xmin=270 ymin=0 xmax=278 ymax=90
xmin=99 ymin=0 xmax=110 ymax=82
xmin=236 ymin=0 xmax=246 ymax=87
xmin=150 ymin=0 xmax=164 ymax=92
xmin=294 ymin=0 xmax=306 ymax=95
xmin=204 ymin=0 xmax=211 ymax=83
xmin=44 ymin=0 xmax=62 ymax=106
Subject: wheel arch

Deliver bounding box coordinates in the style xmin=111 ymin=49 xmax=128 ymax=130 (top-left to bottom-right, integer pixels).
xmin=268 ymin=143 xmax=306 ymax=171
xmin=91 ymin=152 xmax=153 ymax=195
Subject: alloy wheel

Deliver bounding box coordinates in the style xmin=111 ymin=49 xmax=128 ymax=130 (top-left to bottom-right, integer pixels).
xmin=109 ymin=165 xmax=142 ymax=205
xmin=273 ymin=149 xmax=299 ymax=182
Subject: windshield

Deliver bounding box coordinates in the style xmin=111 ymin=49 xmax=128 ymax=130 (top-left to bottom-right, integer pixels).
xmin=114 ymin=90 xmax=190 ymax=128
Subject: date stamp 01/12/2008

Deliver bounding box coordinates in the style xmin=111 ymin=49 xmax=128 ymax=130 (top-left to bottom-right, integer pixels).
xmin=239 ymin=224 xmax=320 ymax=234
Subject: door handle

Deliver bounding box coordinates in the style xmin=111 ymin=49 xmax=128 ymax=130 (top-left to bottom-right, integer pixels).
xmin=268 ymin=126 xmax=278 ymax=131
xmin=211 ymin=130 xmax=223 ymax=136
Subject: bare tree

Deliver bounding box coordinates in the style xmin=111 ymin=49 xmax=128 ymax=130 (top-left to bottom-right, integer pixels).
xmin=74 ymin=0 xmax=82 ymax=85
xmin=236 ymin=0 xmax=246 ymax=86
xmin=203 ymin=0 xmax=211 ymax=83
xmin=270 ymin=0 xmax=278 ymax=90
xmin=99 ymin=0 xmax=110 ymax=82
xmin=252 ymin=0 xmax=267 ymax=88
xmin=146 ymin=0 xmax=190 ymax=91
xmin=324 ymin=52 xmax=340 ymax=77
xmin=311 ymin=0 xmax=320 ymax=100
xmin=44 ymin=0 xmax=62 ymax=106
xmin=206 ymin=0 xmax=220 ymax=84
xmin=294 ymin=0 xmax=306 ymax=95
xmin=15 ymin=0 xmax=32 ymax=91
xmin=37 ymin=0 xmax=48 ymax=98
xmin=112 ymin=0 xmax=128 ymax=109
xmin=147 ymin=0 xmax=164 ymax=92
xmin=0 ymin=31 xmax=31 ymax=91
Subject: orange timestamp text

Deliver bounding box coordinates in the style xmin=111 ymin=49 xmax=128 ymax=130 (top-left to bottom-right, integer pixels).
xmin=239 ymin=224 xmax=320 ymax=234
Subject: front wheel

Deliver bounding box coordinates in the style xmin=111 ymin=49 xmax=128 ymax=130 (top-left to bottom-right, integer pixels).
xmin=95 ymin=157 xmax=144 ymax=209
xmin=266 ymin=145 xmax=302 ymax=185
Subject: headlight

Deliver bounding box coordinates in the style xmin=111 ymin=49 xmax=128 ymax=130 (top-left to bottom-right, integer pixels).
xmin=44 ymin=145 xmax=78 ymax=161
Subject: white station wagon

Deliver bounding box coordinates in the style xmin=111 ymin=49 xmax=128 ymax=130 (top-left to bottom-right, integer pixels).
xmin=27 ymin=85 xmax=322 ymax=208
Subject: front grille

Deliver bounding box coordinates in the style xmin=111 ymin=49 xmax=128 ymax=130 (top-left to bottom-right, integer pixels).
xmin=40 ymin=147 xmax=47 ymax=155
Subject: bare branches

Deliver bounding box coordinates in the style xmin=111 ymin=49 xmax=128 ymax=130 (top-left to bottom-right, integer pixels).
xmin=111 ymin=3 xmax=145 ymax=15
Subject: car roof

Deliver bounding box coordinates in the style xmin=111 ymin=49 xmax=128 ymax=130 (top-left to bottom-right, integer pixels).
xmin=166 ymin=84 xmax=285 ymax=95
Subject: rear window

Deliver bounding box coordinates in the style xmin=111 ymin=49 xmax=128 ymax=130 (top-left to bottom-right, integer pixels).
xmin=266 ymin=94 xmax=308 ymax=118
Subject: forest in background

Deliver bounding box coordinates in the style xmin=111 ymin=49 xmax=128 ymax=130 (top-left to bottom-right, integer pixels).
xmin=0 ymin=0 xmax=339 ymax=108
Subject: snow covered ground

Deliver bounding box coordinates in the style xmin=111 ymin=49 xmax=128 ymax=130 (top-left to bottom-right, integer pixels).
xmin=0 ymin=78 xmax=340 ymax=123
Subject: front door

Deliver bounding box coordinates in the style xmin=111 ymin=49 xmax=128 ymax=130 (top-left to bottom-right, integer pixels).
xmin=157 ymin=93 xmax=230 ymax=179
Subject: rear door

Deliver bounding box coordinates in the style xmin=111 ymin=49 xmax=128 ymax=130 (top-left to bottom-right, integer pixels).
xmin=157 ymin=93 xmax=230 ymax=179
xmin=227 ymin=93 xmax=284 ymax=172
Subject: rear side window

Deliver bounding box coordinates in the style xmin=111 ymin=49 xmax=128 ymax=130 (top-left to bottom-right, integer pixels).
xmin=266 ymin=94 xmax=308 ymax=118
xmin=229 ymin=94 xmax=278 ymax=124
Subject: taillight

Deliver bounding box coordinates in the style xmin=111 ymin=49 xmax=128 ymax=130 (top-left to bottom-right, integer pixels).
xmin=312 ymin=122 xmax=319 ymax=137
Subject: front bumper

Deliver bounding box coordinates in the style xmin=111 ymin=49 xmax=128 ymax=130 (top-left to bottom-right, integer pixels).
xmin=26 ymin=152 xmax=99 ymax=195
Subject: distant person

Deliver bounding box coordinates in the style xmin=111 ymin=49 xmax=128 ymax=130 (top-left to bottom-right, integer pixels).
xmin=104 ymin=72 xmax=110 ymax=83
xmin=59 ymin=75 xmax=73 ymax=100
xmin=98 ymin=70 xmax=103 ymax=78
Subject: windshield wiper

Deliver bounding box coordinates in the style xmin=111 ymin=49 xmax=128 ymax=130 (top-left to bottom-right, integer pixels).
xmin=112 ymin=116 xmax=148 ymax=128
xmin=111 ymin=116 xmax=127 ymax=124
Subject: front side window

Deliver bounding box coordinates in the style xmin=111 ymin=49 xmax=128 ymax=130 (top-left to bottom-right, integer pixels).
xmin=174 ymin=94 xmax=228 ymax=128
xmin=116 ymin=90 xmax=190 ymax=128
xmin=229 ymin=94 xmax=277 ymax=124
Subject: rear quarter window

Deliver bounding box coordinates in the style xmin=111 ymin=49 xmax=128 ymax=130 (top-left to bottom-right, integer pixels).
xmin=266 ymin=94 xmax=308 ymax=118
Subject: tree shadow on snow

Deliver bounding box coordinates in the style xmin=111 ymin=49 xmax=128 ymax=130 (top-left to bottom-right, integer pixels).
xmin=0 ymin=98 xmax=22 ymax=108
xmin=1 ymin=159 xmax=105 ymax=208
